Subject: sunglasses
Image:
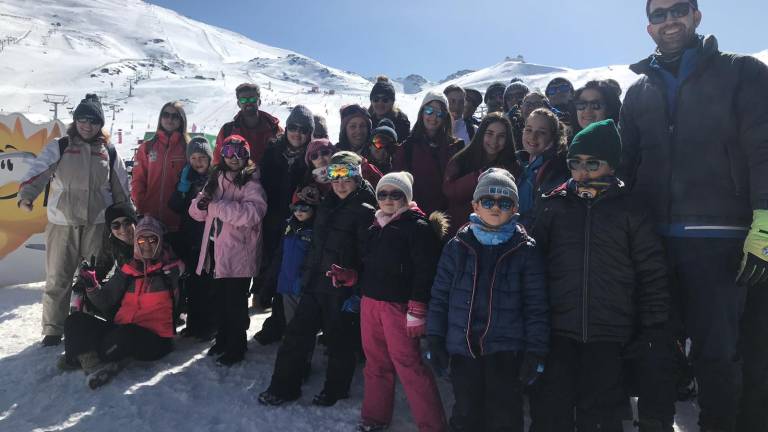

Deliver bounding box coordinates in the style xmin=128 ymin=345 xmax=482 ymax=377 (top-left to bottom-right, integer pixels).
xmin=110 ymin=220 xmax=134 ymax=230
xmin=136 ymin=236 xmax=159 ymax=245
xmin=371 ymin=96 xmax=393 ymax=104
xmin=160 ymin=111 xmax=182 ymax=121
xmin=574 ymin=100 xmax=604 ymax=111
xmin=505 ymin=92 xmax=527 ymax=101
xmin=287 ymin=124 xmax=311 ymax=134
xmin=291 ymin=204 xmax=312 ymax=213
xmin=546 ymin=84 xmax=573 ymax=97
xmin=478 ymin=196 xmax=515 ymax=211
xmin=309 ymin=147 xmax=333 ymax=161
xmin=648 ymin=2 xmax=692 ymax=25
xmin=376 ymin=190 xmax=405 ymax=201
xmin=327 ymin=163 xmax=360 ymax=181
xmin=372 ymin=136 xmax=394 ymax=150
xmin=221 ymin=143 xmax=249 ymax=160
xmin=238 ymin=96 xmax=259 ymax=104
xmin=423 ymin=106 xmax=447 ymax=119
xmin=566 ymin=158 xmax=610 ymax=172
xmin=76 ymin=117 xmax=101 ymax=125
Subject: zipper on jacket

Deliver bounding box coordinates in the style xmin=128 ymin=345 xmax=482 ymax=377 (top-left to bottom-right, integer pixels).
xmin=478 ymin=241 xmax=525 ymax=355
xmin=456 ymin=238 xmax=480 ymax=359
xmin=159 ymin=141 xmax=171 ymax=224
xmin=582 ymin=203 xmax=592 ymax=342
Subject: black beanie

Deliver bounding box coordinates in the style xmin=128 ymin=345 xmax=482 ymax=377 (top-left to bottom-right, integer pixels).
xmin=105 ymin=202 xmax=137 ymax=226
xmin=484 ymin=82 xmax=506 ymax=103
xmin=568 ymin=119 xmax=622 ymax=168
xmin=370 ymin=76 xmax=396 ymax=101
xmin=372 ymin=118 xmax=398 ymax=142
xmin=73 ymin=93 xmax=105 ymax=126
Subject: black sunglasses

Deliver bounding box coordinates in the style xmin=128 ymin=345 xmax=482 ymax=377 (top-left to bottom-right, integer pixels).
xmin=574 ymin=101 xmax=604 ymax=111
xmin=309 ymin=148 xmax=333 ymax=161
xmin=287 ymin=124 xmax=311 ymax=135
xmin=76 ymin=117 xmax=101 ymax=125
xmin=566 ymin=158 xmax=609 ymax=172
xmin=110 ymin=220 xmax=134 ymax=230
xmin=291 ymin=204 xmax=312 ymax=213
xmin=648 ymin=2 xmax=692 ymax=25
xmin=478 ymin=196 xmax=515 ymax=211
xmin=371 ymin=96 xmax=393 ymax=103
xmin=161 ymin=111 xmax=182 ymax=121
xmin=376 ymin=190 xmax=405 ymax=201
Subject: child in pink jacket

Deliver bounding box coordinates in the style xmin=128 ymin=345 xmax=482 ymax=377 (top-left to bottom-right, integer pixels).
xmin=189 ymin=134 xmax=267 ymax=366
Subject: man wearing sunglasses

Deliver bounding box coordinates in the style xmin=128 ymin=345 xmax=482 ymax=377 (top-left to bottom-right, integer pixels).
xmin=620 ymin=1 xmax=768 ymax=430
xmin=213 ymin=82 xmax=282 ymax=165
xmin=545 ymin=77 xmax=575 ymax=119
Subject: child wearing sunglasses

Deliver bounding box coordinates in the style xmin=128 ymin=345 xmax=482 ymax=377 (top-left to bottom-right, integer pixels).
xmin=168 ymin=136 xmax=216 ymax=340
xmin=188 ymin=135 xmax=268 ymax=366
xmin=530 ymin=120 xmax=670 ymax=431
xmin=428 ymin=168 xmax=549 ymax=432
xmin=356 ymin=171 xmax=448 ymax=432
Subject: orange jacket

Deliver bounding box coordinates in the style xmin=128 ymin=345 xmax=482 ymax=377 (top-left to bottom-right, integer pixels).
xmin=213 ymin=111 xmax=282 ymax=165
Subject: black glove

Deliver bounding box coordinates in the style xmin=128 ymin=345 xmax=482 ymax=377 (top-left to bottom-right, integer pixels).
xmin=622 ymin=325 xmax=667 ymax=359
xmin=519 ymin=352 xmax=546 ymax=386
xmin=427 ymin=336 xmax=449 ymax=375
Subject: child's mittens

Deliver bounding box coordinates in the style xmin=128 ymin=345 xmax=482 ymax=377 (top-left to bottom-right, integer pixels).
xmin=518 ymin=352 xmax=546 ymax=386
xmin=406 ymin=300 xmax=427 ymax=338
xmin=325 ymin=264 xmax=357 ymax=288
xmin=177 ymin=165 xmax=192 ymax=193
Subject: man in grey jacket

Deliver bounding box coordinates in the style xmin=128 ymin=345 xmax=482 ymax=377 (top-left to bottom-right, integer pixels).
xmin=620 ymin=1 xmax=768 ymax=431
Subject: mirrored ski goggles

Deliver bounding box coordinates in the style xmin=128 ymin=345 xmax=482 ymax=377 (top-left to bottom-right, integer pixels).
xmin=423 ymin=106 xmax=447 ymax=119
xmin=566 ymin=158 xmax=609 ymax=172
xmin=546 ymin=84 xmax=573 ymax=97
xmin=291 ymin=204 xmax=313 ymax=213
xmin=574 ymin=100 xmax=604 ymax=111
xmin=221 ymin=143 xmax=249 ymax=160
xmin=478 ymin=196 xmax=515 ymax=211
xmin=372 ymin=136 xmax=394 ymax=150
xmin=327 ymin=163 xmax=360 ymax=181
xmin=648 ymin=2 xmax=693 ymax=25
xmin=376 ymin=190 xmax=405 ymax=201
xmin=136 ymin=236 xmax=159 ymax=245
xmin=238 ymin=96 xmax=259 ymax=104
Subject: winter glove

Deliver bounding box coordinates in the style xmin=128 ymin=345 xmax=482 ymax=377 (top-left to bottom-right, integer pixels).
xmin=341 ymin=295 xmax=361 ymax=313
xmin=518 ymin=352 xmax=546 ymax=386
xmin=426 ymin=335 xmax=449 ymax=376
xmin=177 ymin=165 xmax=192 ymax=193
xmin=736 ymin=210 xmax=768 ymax=286
xmin=196 ymin=193 xmax=211 ymax=211
xmin=622 ymin=325 xmax=668 ymax=359
xmin=75 ymin=256 xmax=100 ymax=292
xmin=17 ymin=199 xmax=33 ymax=212
xmin=325 ymin=264 xmax=357 ymax=288
xmin=406 ymin=300 xmax=428 ymax=338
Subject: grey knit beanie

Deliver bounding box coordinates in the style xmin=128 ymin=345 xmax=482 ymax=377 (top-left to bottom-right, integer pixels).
xmin=186 ymin=136 xmax=213 ymax=161
xmin=286 ymin=105 xmax=315 ymax=132
xmin=376 ymin=171 xmax=414 ymax=203
xmin=473 ymin=168 xmax=519 ymax=204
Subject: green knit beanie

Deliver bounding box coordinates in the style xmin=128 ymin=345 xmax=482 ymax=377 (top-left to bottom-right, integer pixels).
xmin=568 ymin=119 xmax=622 ymax=168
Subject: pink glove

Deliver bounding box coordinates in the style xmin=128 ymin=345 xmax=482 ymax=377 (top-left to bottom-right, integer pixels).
xmin=406 ymin=300 xmax=427 ymax=338
xmin=325 ymin=264 xmax=358 ymax=288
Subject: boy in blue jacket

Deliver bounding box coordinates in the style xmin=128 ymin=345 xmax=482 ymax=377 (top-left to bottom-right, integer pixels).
xmin=427 ymin=168 xmax=549 ymax=432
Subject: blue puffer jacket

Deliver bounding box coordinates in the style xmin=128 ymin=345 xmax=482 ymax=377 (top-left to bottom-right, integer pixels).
xmin=276 ymin=218 xmax=314 ymax=296
xmin=427 ymin=224 xmax=549 ymax=358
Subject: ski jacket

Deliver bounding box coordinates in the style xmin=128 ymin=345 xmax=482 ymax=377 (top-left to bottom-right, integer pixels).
xmin=532 ymin=182 xmax=670 ymax=343
xmin=131 ymin=130 xmax=187 ymax=231
xmin=360 ymin=207 xmax=446 ymax=304
xmin=188 ymin=170 xmax=268 ymax=278
xmin=213 ymin=111 xmax=282 ymax=165
xmin=428 ymin=224 xmax=548 ymax=358
xmin=620 ymin=35 xmax=768 ymax=234
xmin=301 ymin=184 xmax=376 ymax=296
xmin=19 ymin=135 xmax=129 ymax=226
xmin=276 ymin=218 xmax=314 ymax=296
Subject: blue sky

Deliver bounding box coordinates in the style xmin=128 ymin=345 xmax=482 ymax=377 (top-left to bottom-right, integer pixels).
xmin=148 ymin=0 xmax=765 ymax=81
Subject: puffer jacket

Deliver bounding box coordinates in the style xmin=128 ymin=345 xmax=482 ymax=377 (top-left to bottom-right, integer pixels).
xmin=427 ymin=224 xmax=549 ymax=358
xmin=301 ymin=183 xmax=376 ymax=296
xmin=18 ymin=135 xmax=129 ymax=225
xmin=276 ymin=217 xmax=314 ymax=296
xmin=532 ymin=181 xmax=670 ymax=343
xmin=86 ymin=250 xmax=183 ymax=338
xmin=213 ymin=111 xmax=282 ymax=165
xmin=188 ymin=169 xmax=268 ymax=278
xmin=619 ymin=35 xmax=768 ymax=233
xmin=130 ymin=131 xmax=187 ymax=231
xmin=360 ymin=206 xmax=446 ymax=304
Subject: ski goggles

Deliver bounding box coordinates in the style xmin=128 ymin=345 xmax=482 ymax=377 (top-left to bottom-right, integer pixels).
xmin=286 ymin=124 xmax=311 ymax=134
xmin=648 ymin=2 xmax=693 ymax=24
xmin=221 ymin=142 xmax=249 ymax=160
xmin=327 ymin=163 xmax=360 ymax=181
xmin=546 ymin=83 xmax=573 ymax=97
xmin=136 ymin=235 xmax=159 ymax=245
xmin=372 ymin=135 xmax=394 ymax=150
xmin=376 ymin=190 xmax=405 ymax=201
xmin=291 ymin=204 xmax=313 ymax=213
xmin=309 ymin=148 xmax=333 ymax=161
xmin=423 ymin=106 xmax=447 ymax=119
xmin=566 ymin=158 xmax=609 ymax=172
xmin=478 ymin=196 xmax=515 ymax=211
xmin=238 ymin=96 xmax=259 ymax=104
xmin=574 ymin=100 xmax=604 ymax=111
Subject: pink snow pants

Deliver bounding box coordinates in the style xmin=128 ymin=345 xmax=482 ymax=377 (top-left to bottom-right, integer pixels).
xmin=360 ymin=296 xmax=447 ymax=431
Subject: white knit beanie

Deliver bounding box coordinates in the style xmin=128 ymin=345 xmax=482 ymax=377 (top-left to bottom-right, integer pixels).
xmin=420 ymin=91 xmax=448 ymax=110
xmin=376 ymin=171 xmax=414 ymax=203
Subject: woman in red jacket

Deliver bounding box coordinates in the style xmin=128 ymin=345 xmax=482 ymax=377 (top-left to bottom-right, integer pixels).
xmin=131 ymin=101 xmax=190 ymax=238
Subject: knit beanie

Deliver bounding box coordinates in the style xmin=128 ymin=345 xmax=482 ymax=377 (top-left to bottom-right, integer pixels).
xmin=329 ymin=150 xmax=362 ymax=168
xmin=286 ymin=105 xmax=315 ymax=132
xmin=370 ymin=76 xmax=396 ymax=101
xmin=484 ymin=82 xmax=506 ymax=103
xmin=568 ymin=119 xmax=622 ymax=168
xmin=304 ymin=138 xmax=334 ymax=166
xmin=376 ymin=171 xmax=414 ymax=203
xmin=473 ymin=168 xmax=519 ymax=204
xmin=73 ymin=93 xmax=105 ymax=126
xmin=186 ymin=136 xmax=213 ymax=161
xmin=133 ymin=215 xmax=165 ymax=260
xmin=313 ymin=115 xmax=329 ymax=139
xmin=105 ymin=202 xmax=137 ymax=226
xmin=372 ymin=118 xmax=398 ymax=142
xmin=504 ymin=82 xmax=530 ymax=99
xmin=420 ymin=91 xmax=448 ymax=110
xmin=340 ymin=104 xmax=372 ymax=137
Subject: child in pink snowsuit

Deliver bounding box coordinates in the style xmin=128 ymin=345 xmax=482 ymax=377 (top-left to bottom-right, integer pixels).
xmin=357 ymin=171 xmax=448 ymax=432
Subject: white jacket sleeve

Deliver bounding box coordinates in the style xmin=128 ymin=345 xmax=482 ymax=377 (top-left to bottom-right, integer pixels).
xmin=18 ymin=138 xmax=61 ymax=203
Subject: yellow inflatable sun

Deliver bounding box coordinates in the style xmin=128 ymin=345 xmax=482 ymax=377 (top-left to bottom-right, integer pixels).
xmin=0 ymin=113 xmax=64 ymax=259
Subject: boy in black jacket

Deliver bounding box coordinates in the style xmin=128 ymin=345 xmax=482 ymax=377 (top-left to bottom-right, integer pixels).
xmin=530 ymin=120 xmax=670 ymax=432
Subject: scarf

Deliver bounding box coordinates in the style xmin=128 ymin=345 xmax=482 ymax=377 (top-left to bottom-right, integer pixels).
xmin=375 ymin=202 xmax=419 ymax=227
xmin=469 ymin=213 xmax=519 ymax=246
xmin=567 ymin=175 xmax=620 ymax=199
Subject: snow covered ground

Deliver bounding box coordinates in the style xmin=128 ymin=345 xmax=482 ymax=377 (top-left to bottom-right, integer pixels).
xmin=0 ymin=282 xmax=702 ymax=432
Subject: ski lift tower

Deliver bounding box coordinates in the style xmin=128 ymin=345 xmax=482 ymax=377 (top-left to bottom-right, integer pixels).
xmin=43 ymin=94 xmax=68 ymax=122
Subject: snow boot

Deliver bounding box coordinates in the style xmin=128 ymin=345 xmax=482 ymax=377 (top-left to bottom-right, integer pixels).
xmin=86 ymin=362 xmax=122 ymax=389
xmin=312 ymin=390 xmax=349 ymax=407
xmin=207 ymin=343 xmax=226 ymax=357
xmin=77 ymin=351 xmax=103 ymax=375
xmin=257 ymin=390 xmax=298 ymax=406
xmin=216 ymin=352 xmax=244 ymax=367
xmin=56 ymin=354 xmax=81 ymax=372
xmin=41 ymin=335 xmax=62 ymax=347
xmin=357 ymin=420 xmax=389 ymax=431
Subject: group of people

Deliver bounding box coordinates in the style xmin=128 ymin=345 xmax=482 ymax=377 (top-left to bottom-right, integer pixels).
xmin=15 ymin=0 xmax=768 ymax=431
